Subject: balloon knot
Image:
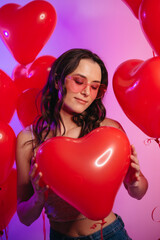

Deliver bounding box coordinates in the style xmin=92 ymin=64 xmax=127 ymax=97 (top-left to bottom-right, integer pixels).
xmin=90 ymin=219 xmax=107 ymax=229
xmin=0 ymin=231 xmax=4 ymax=236
xmin=155 ymin=138 xmax=160 ymax=147
xmin=90 ymin=219 xmax=107 ymax=240
xmin=152 ymin=50 xmax=156 ymax=57
xmin=144 ymin=138 xmax=160 ymax=147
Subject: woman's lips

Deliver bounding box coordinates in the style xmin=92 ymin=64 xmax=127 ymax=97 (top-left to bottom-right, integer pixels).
xmin=75 ymin=97 xmax=88 ymax=104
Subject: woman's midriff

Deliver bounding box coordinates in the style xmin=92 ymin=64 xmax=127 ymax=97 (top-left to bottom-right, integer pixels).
xmin=50 ymin=211 xmax=117 ymax=237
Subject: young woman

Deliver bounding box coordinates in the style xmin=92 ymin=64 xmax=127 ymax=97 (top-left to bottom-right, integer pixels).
xmin=16 ymin=48 xmax=148 ymax=240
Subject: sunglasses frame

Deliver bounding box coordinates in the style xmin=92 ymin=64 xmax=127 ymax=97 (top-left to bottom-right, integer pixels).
xmin=65 ymin=75 xmax=107 ymax=99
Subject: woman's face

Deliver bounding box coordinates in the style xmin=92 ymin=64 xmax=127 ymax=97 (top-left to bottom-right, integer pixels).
xmin=61 ymin=58 xmax=102 ymax=114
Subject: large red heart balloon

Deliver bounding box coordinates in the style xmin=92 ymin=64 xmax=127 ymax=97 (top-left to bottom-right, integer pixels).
xmin=0 ymin=168 xmax=17 ymax=231
xmin=122 ymin=0 xmax=142 ymax=19
xmin=36 ymin=126 xmax=130 ymax=220
xmin=12 ymin=55 xmax=56 ymax=94
xmin=139 ymin=0 xmax=160 ymax=56
xmin=0 ymin=122 xmax=16 ymax=185
xmin=16 ymin=88 xmax=41 ymax=128
xmin=113 ymin=57 xmax=160 ymax=138
xmin=0 ymin=1 xmax=57 ymax=65
xmin=0 ymin=70 xmax=19 ymax=123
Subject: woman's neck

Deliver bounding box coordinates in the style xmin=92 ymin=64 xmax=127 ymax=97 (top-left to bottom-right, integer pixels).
xmin=59 ymin=109 xmax=81 ymax=138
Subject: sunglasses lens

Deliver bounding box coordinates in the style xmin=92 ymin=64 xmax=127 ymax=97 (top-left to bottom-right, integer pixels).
xmin=68 ymin=77 xmax=81 ymax=92
xmin=96 ymin=85 xmax=106 ymax=99
xmin=70 ymin=76 xmax=85 ymax=92
xmin=67 ymin=76 xmax=106 ymax=99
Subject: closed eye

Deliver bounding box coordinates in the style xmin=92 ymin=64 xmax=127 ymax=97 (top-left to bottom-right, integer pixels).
xmin=73 ymin=76 xmax=84 ymax=85
xmin=91 ymin=84 xmax=100 ymax=90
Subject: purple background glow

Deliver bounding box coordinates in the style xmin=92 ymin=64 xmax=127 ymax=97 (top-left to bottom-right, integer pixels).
xmin=0 ymin=0 xmax=160 ymax=239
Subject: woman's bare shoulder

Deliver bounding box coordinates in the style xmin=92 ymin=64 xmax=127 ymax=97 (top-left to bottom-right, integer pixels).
xmin=16 ymin=126 xmax=34 ymax=165
xmin=16 ymin=126 xmax=33 ymax=147
xmin=100 ymin=118 xmax=124 ymax=132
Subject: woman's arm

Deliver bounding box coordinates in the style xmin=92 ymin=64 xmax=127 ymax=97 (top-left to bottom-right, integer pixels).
xmin=101 ymin=118 xmax=148 ymax=200
xmin=16 ymin=128 xmax=48 ymax=226
xmin=123 ymin=145 xmax=148 ymax=200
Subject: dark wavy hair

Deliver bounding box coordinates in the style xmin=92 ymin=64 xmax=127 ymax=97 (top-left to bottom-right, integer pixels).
xmin=33 ymin=48 xmax=108 ymax=145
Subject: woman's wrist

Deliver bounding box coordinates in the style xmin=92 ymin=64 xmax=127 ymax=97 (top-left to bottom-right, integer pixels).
xmin=124 ymin=175 xmax=148 ymax=200
xmin=33 ymin=190 xmax=46 ymax=206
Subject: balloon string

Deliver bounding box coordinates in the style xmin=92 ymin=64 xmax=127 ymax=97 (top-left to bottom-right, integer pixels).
xmin=152 ymin=50 xmax=156 ymax=57
xmin=5 ymin=227 xmax=8 ymax=240
xmin=151 ymin=206 xmax=160 ymax=223
xmin=0 ymin=230 xmax=3 ymax=240
xmin=0 ymin=227 xmax=8 ymax=240
xmin=42 ymin=209 xmax=46 ymax=240
xmin=144 ymin=138 xmax=160 ymax=147
xmin=90 ymin=219 xmax=107 ymax=240
xmin=0 ymin=199 xmax=9 ymax=240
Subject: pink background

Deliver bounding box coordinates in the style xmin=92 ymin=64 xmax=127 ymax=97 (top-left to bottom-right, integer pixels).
xmin=0 ymin=0 xmax=160 ymax=239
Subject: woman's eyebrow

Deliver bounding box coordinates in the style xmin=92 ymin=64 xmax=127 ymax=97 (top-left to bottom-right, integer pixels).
xmin=72 ymin=74 xmax=101 ymax=83
xmin=72 ymin=73 xmax=86 ymax=78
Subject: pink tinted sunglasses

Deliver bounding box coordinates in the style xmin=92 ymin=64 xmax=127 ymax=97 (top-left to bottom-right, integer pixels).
xmin=65 ymin=75 xmax=107 ymax=99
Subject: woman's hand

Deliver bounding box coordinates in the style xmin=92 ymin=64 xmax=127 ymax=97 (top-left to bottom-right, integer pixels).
xmin=16 ymin=128 xmax=50 ymax=226
xmin=124 ymin=145 xmax=140 ymax=187
xmin=124 ymin=145 xmax=148 ymax=199
xmin=29 ymin=156 xmax=49 ymax=203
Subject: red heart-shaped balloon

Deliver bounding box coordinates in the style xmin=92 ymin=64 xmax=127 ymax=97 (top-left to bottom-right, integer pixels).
xmin=0 ymin=122 xmax=16 ymax=185
xmin=0 ymin=1 xmax=57 ymax=65
xmin=122 ymin=0 xmax=142 ymax=19
xmin=113 ymin=57 xmax=160 ymax=138
xmin=16 ymin=88 xmax=41 ymax=128
xmin=36 ymin=126 xmax=130 ymax=220
xmin=139 ymin=0 xmax=160 ymax=56
xmin=12 ymin=55 xmax=56 ymax=94
xmin=0 ymin=168 xmax=17 ymax=231
xmin=0 ymin=70 xmax=19 ymax=123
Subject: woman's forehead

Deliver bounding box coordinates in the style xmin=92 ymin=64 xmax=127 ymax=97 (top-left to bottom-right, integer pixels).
xmin=71 ymin=59 xmax=101 ymax=81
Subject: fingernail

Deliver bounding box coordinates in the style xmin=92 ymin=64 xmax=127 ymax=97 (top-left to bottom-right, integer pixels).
xmin=34 ymin=163 xmax=38 ymax=168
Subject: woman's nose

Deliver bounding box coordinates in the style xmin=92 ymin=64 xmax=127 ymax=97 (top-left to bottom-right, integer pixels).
xmin=81 ymin=84 xmax=90 ymax=96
